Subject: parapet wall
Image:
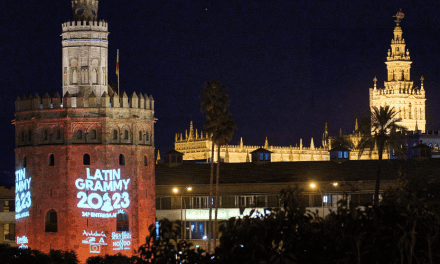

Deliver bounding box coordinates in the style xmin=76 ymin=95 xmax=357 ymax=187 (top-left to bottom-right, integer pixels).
xmin=15 ymin=91 xmax=154 ymax=113
xmin=62 ymin=20 xmax=108 ymax=32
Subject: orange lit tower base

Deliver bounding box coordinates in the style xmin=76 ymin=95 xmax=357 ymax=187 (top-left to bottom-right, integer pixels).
xmin=14 ymin=92 xmax=156 ymax=263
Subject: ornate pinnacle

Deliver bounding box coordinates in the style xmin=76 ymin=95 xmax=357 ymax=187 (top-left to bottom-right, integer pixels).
xmin=393 ymin=9 xmax=404 ymax=25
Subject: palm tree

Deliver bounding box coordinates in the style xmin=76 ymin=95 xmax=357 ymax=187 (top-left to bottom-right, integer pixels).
xmin=357 ymin=106 xmax=407 ymax=205
xmin=200 ymin=80 xmax=232 ymax=252
xmin=207 ymin=110 xmax=236 ymax=248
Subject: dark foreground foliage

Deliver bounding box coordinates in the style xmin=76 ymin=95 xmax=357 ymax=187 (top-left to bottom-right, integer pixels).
xmin=0 ymin=243 xmax=78 ymax=264
xmin=3 ymin=172 xmax=440 ymax=264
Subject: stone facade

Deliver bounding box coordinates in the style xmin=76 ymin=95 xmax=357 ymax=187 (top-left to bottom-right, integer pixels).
xmin=62 ymin=0 xmax=109 ymax=99
xmin=175 ymin=122 xmax=330 ymax=163
xmin=13 ymin=1 xmax=155 ymax=262
xmin=369 ymin=12 xmax=426 ymax=132
xmin=0 ymin=186 xmax=15 ymax=247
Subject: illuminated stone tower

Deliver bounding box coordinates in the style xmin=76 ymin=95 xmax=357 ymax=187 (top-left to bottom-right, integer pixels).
xmin=62 ymin=0 xmax=109 ymax=99
xmin=370 ymin=10 xmax=426 ymax=132
xmin=14 ymin=1 xmax=155 ymax=262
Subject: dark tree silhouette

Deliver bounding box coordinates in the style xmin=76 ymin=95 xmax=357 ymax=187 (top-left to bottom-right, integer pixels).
xmin=356 ymin=105 xmax=407 ymax=205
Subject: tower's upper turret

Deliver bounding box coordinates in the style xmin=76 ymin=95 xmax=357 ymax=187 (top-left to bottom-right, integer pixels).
xmin=72 ymin=0 xmax=99 ymax=21
xmin=370 ymin=10 xmax=426 ymax=133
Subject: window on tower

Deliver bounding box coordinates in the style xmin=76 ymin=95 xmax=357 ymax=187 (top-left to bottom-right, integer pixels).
xmin=116 ymin=210 xmax=129 ymax=231
xmin=77 ymin=130 xmax=83 ymax=139
xmin=83 ymin=154 xmax=91 ymax=165
xmin=124 ymin=130 xmax=129 ymax=139
xmin=119 ymin=154 xmax=125 ymax=166
xmin=113 ymin=130 xmax=118 ymax=140
xmin=45 ymin=210 xmax=58 ymax=232
xmin=144 ymin=155 xmax=148 ymax=166
xmin=90 ymin=129 xmax=97 ymax=140
xmin=139 ymin=131 xmax=142 ymax=141
xmin=48 ymin=154 xmax=55 ymax=166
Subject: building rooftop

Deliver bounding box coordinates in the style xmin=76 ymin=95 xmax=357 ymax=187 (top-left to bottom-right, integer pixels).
xmin=156 ymin=159 xmax=440 ymax=186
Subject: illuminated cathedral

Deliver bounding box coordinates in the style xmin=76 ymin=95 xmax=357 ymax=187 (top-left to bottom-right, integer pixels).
xmin=174 ymin=10 xmax=429 ymax=163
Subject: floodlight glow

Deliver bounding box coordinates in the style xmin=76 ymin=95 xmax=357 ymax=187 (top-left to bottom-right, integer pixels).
xmin=75 ymin=168 xmax=131 ymax=218
xmin=333 ymin=182 xmax=338 ymax=186
xmin=310 ymin=183 xmax=316 ymax=188
xmin=173 ymin=188 xmax=178 ymax=193
xmin=15 ymin=168 xmax=31 ymax=219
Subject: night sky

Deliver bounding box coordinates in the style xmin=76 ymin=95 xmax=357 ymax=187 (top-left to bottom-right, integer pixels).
xmin=1 ymin=0 xmax=440 ymax=186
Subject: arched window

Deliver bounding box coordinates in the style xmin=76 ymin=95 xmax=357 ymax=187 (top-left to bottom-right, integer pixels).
xmin=45 ymin=209 xmax=57 ymax=232
xmin=113 ymin=130 xmax=118 ymax=139
xmin=139 ymin=131 xmax=142 ymax=140
xmin=49 ymin=154 xmax=54 ymax=166
xmin=119 ymin=154 xmax=125 ymax=166
xmin=116 ymin=210 xmax=129 ymax=231
xmin=90 ymin=130 xmax=97 ymax=140
xmin=144 ymin=155 xmax=148 ymax=166
xmin=56 ymin=130 xmax=61 ymax=140
xmin=21 ymin=131 xmax=25 ymax=142
xmin=146 ymin=132 xmax=149 ymax=141
xmin=43 ymin=130 xmax=48 ymax=141
xmin=77 ymin=130 xmax=83 ymax=139
xmin=124 ymin=130 xmax=129 ymax=139
xmin=28 ymin=129 xmax=32 ymax=142
xmin=23 ymin=156 xmax=27 ymax=168
xmin=83 ymin=154 xmax=90 ymax=165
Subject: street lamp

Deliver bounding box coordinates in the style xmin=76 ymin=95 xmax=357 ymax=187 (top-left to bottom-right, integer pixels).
xmin=310 ymin=182 xmax=339 ymax=218
xmin=309 ymin=182 xmax=324 ymax=218
xmin=173 ymin=186 xmax=192 ymax=240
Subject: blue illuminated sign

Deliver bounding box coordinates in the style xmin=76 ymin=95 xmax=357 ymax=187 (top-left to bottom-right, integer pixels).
xmin=15 ymin=169 xmax=31 ymax=219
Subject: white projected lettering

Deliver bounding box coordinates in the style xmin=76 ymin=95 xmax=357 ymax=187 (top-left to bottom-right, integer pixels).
xmin=17 ymin=236 xmax=29 ymax=249
xmin=82 ymin=230 xmax=107 ymax=253
xmin=76 ymin=169 xmax=130 ymax=218
xmin=112 ymin=231 xmax=131 ymax=251
xmin=15 ymin=168 xmax=31 ymax=219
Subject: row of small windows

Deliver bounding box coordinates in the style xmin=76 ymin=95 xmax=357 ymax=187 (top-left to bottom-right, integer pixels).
xmin=22 ymin=154 xmax=149 ymax=167
xmin=83 ymin=154 xmax=149 ymax=166
xmin=20 ymin=129 xmax=152 ymax=143
xmin=45 ymin=209 xmax=129 ymax=233
xmin=156 ymin=193 xmax=375 ymax=210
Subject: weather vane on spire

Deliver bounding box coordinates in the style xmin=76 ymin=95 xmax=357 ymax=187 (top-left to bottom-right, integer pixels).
xmin=393 ymin=9 xmax=404 ymax=25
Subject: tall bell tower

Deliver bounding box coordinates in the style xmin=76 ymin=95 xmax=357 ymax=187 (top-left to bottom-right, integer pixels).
xmin=62 ymin=0 xmax=109 ymax=100
xmin=370 ymin=10 xmax=426 ymax=132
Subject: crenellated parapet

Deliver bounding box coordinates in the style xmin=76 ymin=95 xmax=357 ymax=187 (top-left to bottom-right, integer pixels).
xmin=62 ymin=20 xmax=108 ymax=33
xmin=14 ymin=91 xmax=155 ymax=148
xmin=15 ymin=91 xmax=154 ymax=113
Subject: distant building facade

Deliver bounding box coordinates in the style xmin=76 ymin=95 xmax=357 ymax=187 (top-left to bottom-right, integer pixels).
xmin=175 ymin=121 xmax=330 ymax=163
xmin=369 ymin=10 xmax=426 ymax=132
xmin=0 ymin=186 xmax=15 ymax=247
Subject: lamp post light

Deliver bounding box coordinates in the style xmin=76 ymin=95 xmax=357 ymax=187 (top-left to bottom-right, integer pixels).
xmin=173 ymin=186 xmax=192 ymax=240
xmin=309 ymin=183 xmax=324 ymax=218
xmin=310 ymin=182 xmax=338 ymax=218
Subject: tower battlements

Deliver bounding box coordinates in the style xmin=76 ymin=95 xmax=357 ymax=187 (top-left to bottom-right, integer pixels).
xmin=62 ymin=20 xmax=108 ymax=32
xmin=15 ymin=91 xmax=154 ymax=114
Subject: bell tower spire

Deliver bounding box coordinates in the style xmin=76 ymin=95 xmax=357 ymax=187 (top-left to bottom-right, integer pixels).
xmin=369 ymin=10 xmax=426 ymax=133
